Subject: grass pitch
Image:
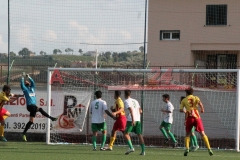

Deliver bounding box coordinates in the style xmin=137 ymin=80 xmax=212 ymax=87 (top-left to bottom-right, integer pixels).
xmin=0 ymin=142 xmax=239 ymax=160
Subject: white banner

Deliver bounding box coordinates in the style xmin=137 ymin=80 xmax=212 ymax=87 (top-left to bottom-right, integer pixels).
xmin=3 ymin=89 xmax=91 ymax=133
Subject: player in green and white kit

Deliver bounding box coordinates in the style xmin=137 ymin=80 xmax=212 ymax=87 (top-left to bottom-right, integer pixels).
xmin=160 ymin=94 xmax=178 ymax=147
xmin=124 ymin=90 xmax=145 ymax=155
xmin=90 ymin=91 xmax=115 ymax=151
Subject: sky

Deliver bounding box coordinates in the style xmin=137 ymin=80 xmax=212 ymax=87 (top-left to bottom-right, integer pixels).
xmin=0 ymin=0 xmax=146 ymax=55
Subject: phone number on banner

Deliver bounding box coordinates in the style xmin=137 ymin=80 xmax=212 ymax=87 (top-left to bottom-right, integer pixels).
xmin=4 ymin=122 xmax=53 ymax=131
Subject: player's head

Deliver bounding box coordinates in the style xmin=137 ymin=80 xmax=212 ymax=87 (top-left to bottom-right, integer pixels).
xmin=162 ymin=94 xmax=170 ymax=102
xmin=180 ymin=96 xmax=185 ymax=104
xmin=185 ymin=87 xmax=193 ymax=95
xmin=95 ymin=90 xmax=102 ymax=99
xmin=114 ymin=90 xmax=121 ymax=99
xmin=124 ymin=89 xmax=131 ymax=99
xmin=2 ymin=85 xmax=11 ymax=96
xmin=25 ymin=80 xmax=30 ymax=87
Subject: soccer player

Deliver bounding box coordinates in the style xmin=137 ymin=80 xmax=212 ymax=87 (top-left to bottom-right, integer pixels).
xmin=123 ymin=89 xmax=145 ymax=155
xmin=160 ymin=94 xmax=178 ymax=147
xmin=90 ymin=90 xmax=115 ymax=151
xmin=180 ymin=96 xmax=199 ymax=152
xmin=20 ymin=73 xmax=58 ymax=142
xmin=106 ymin=90 xmax=126 ymax=151
xmin=180 ymin=88 xmax=213 ymax=156
xmin=0 ymin=85 xmax=23 ymax=141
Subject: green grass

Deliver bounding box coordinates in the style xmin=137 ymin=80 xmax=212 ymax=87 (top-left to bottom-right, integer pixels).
xmin=0 ymin=142 xmax=239 ymax=160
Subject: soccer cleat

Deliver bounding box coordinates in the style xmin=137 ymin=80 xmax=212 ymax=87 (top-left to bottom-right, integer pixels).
xmin=22 ymin=134 xmax=27 ymax=142
xmin=208 ymin=149 xmax=213 ymax=156
xmin=139 ymin=152 xmax=145 ymax=156
xmin=50 ymin=117 xmax=58 ymax=121
xmin=105 ymin=147 xmax=113 ymax=151
xmin=164 ymin=138 xmax=169 ymax=144
xmin=100 ymin=147 xmax=106 ymax=151
xmin=173 ymin=142 xmax=178 ymax=148
xmin=193 ymin=145 xmax=199 ymax=152
xmin=125 ymin=148 xmax=135 ymax=155
xmin=0 ymin=136 xmax=7 ymax=142
xmin=189 ymin=146 xmax=195 ymax=152
xmin=184 ymin=149 xmax=189 ymax=156
xmin=93 ymin=148 xmax=97 ymax=151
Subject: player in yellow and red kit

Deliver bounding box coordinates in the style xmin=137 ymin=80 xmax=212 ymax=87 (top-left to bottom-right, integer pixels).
xmin=106 ymin=91 xmax=127 ymax=151
xmin=180 ymin=88 xmax=213 ymax=156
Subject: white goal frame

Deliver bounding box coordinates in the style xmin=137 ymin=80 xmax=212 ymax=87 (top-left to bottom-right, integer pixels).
xmin=46 ymin=68 xmax=240 ymax=152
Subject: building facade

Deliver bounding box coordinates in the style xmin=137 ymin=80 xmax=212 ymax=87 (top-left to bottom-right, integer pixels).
xmin=148 ymin=0 xmax=240 ymax=68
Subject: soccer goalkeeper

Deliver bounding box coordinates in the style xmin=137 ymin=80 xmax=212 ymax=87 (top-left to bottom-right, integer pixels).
xmin=20 ymin=73 xmax=58 ymax=142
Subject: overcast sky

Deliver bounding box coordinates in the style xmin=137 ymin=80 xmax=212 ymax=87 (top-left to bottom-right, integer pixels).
xmin=0 ymin=0 xmax=146 ymax=55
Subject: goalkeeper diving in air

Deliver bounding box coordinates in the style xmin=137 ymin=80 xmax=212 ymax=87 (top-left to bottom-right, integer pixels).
xmin=20 ymin=73 xmax=58 ymax=142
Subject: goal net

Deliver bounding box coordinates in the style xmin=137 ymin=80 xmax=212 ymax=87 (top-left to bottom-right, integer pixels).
xmin=46 ymin=68 xmax=240 ymax=151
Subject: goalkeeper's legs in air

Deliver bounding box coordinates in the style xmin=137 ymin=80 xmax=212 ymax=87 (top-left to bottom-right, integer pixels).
xmin=22 ymin=105 xmax=58 ymax=141
xmin=0 ymin=109 xmax=11 ymax=142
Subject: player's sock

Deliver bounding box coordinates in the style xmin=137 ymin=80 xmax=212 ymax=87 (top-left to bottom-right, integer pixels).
xmin=192 ymin=135 xmax=198 ymax=146
xmin=38 ymin=108 xmax=50 ymax=118
xmin=23 ymin=121 xmax=33 ymax=134
xmin=190 ymin=136 xmax=194 ymax=147
xmin=185 ymin=137 xmax=190 ymax=150
xmin=140 ymin=144 xmax=145 ymax=153
xmin=0 ymin=126 xmax=4 ymax=136
xmin=127 ymin=140 xmax=133 ymax=149
xmin=92 ymin=136 xmax=97 ymax=149
xmin=109 ymin=137 xmax=116 ymax=148
xmin=101 ymin=134 xmax=106 ymax=148
xmin=160 ymin=128 xmax=168 ymax=139
xmin=168 ymin=131 xmax=177 ymax=143
xmin=202 ymin=135 xmax=211 ymax=149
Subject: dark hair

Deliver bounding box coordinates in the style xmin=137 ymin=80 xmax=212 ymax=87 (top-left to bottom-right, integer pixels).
xmin=162 ymin=94 xmax=170 ymax=100
xmin=185 ymin=87 xmax=193 ymax=95
xmin=124 ymin=89 xmax=131 ymax=97
xmin=114 ymin=90 xmax=121 ymax=97
xmin=95 ymin=90 xmax=102 ymax=98
xmin=180 ymin=96 xmax=185 ymax=101
xmin=2 ymin=85 xmax=11 ymax=92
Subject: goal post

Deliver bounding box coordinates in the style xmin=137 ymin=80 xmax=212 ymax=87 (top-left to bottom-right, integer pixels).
xmin=46 ymin=68 xmax=240 ymax=151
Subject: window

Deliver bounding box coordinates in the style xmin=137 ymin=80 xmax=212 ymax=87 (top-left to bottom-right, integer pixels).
xmin=206 ymin=5 xmax=227 ymax=25
xmin=160 ymin=30 xmax=180 ymax=40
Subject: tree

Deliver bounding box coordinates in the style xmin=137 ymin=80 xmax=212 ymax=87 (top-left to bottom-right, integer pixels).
xmin=9 ymin=51 xmax=16 ymax=57
xmin=139 ymin=46 xmax=144 ymax=53
xmin=40 ymin=51 xmax=46 ymax=55
xmin=65 ymin=48 xmax=73 ymax=55
xmin=18 ymin=48 xmax=31 ymax=57
xmin=78 ymin=49 xmax=83 ymax=55
xmin=53 ymin=49 xmax=62 ymax=55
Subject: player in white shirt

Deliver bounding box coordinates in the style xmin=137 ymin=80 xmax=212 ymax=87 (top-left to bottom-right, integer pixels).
xmin=90 ymin=91 xmax=115 ymax=151
xmin=123 ymin=90 xmax=145 ymax=155
xmin=160 ymin=94 xmax=178 ymax=147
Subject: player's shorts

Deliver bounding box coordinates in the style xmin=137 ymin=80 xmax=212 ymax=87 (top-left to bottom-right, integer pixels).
xmin=91 ymin=122 xmax=107 ymax=132
xmin=0 ymin=108 xmax=8 ymax=121
xmin=160 ymin=121 xmax=172 ymax=131
xmin=27 ymin=104 xmax=38 ymax=117
xmin=113 ymin=115 xmax=127 ymax=132
xmin=186 ymin=116 xmax=204 ymax=133
xmin=124 ymin=121 xmax=142 ymax=134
